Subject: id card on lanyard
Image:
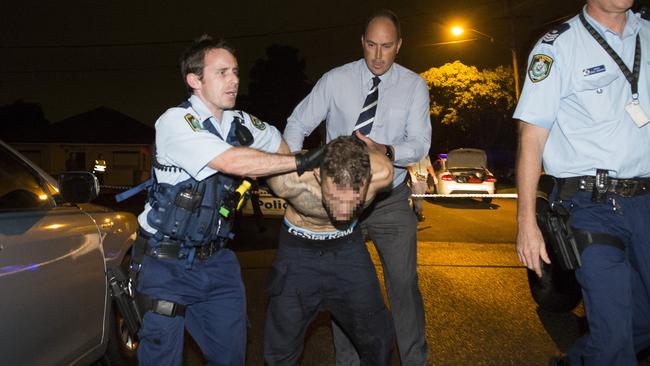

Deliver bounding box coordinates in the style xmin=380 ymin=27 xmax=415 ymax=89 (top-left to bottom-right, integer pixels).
xmin=579 ymin=12 xmax=650 ymax=127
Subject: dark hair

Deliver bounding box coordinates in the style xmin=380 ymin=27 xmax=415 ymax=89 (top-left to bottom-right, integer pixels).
xmin=179 ymin=35 xmax=235 ymax=94
xmin=321 ymin=136 xmax=371 ymax=191
xmin=362 ymin=9 xmax=401 ymax=39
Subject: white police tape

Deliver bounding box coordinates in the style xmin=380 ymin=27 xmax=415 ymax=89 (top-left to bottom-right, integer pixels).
xmin=104 ymin=186 xmax=518 ymax=200
xmin=101 ymin=185 xmax=136 ymax=191
xmin=411 ymin=193 xmax=518 ymax=198
xmin=100 ymin=185 xmax=517 ymax=203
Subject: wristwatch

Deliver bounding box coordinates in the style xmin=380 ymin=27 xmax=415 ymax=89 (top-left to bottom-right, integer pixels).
xmin=385 ymin=145 xmax=395 ymax=161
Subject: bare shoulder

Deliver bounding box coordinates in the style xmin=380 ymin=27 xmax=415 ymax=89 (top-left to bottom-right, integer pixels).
xmin=283 ymin=175 xmax=327 ymax=218
xmin=367 ymin=149 xmax=393 ymax=197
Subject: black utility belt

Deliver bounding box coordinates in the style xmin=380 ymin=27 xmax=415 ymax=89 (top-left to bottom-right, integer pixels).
xmin=557 ymin=175 xmax=650 ymax=199
xmin=146 ymin=240 xmax=224 ymax=261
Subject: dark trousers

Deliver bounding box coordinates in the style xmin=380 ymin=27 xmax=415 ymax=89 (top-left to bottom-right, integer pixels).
xmin=136 ymin=249 xmax=246 ymax=366
xmin=264 ymin=227 xmax=394 ymax=365
xmin=333 ymin=182 xmax=428 ymax=365
xmin=561 ymin=192 xmax=650 ymax=365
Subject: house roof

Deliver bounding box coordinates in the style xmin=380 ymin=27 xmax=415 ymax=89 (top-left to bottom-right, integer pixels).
xmin=47 ymin=107 xmax=154 ymax=144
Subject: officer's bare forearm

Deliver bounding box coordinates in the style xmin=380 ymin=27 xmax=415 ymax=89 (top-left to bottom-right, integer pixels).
xmin=208 ymin=146 xmax=296 ymax=177
xmin=516 ymin=121 xmax=549 ymax=225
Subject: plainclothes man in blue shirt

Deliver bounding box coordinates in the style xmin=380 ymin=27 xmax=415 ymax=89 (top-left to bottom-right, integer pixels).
xmin=135 ymin=35 xmax=321 ymax=366
xmin=284 ymin=9 xmax=431 ymax=365
xmin=514 ymin=1 xmax=650 ymax=364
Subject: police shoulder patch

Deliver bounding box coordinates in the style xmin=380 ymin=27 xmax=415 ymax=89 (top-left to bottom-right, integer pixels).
xmin=528 ymin=54 xmax=554 ymax=83
xmin=541 ymin=23 xmax=570 ymax=45
xmin=184 ymin=113 xmax=203 ymax=131
xmin=249 ymin=113 xmax=266 ymax=130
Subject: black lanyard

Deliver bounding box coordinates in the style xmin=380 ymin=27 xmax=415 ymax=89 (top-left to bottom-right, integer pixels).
xmin=579 ymin=11 xmax=641 ymax=98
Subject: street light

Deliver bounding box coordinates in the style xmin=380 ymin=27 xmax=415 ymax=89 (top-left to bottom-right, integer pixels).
xmin=450 ymin=26 xmax=520 ymax=100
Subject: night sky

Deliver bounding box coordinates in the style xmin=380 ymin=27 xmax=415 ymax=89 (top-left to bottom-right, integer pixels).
xmin=1 ymin=0 xmax=585 ymax=126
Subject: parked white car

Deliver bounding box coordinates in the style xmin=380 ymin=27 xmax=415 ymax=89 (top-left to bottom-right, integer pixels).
xmin=433 ymin=148 xmax=496 ymax=203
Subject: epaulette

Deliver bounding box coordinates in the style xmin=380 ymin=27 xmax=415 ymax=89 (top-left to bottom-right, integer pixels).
xmin=541 ymin=23 xmax=570 ymax=45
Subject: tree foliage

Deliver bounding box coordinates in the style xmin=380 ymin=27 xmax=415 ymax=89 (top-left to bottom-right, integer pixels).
xmin=420 ymin=61 xmax=516 ymax=151
xmin=239 ymin=44 xmax=323 ymax=148
xmin=244 ymin=44 xmax=312 ymax=132
xmin=0 ymin=100 xmax=50 ymax=142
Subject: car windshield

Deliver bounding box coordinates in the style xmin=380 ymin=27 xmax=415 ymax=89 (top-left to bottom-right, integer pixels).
xmin=0 ymin=145 xmax=54 ymax=210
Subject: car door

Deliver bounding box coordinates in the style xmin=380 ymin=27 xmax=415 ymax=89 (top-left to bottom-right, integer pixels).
xmin=0 ymin=146 xmax=106 ymax=365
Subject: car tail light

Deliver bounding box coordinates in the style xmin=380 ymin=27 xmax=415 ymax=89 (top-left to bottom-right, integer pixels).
xmin=441 ymin=173 xmax=454 ymax=181
xmin=486 ymin=175 xmax=496 ymax=182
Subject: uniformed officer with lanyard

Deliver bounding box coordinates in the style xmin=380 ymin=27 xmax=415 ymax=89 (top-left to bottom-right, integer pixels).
xmin=134 ymin=35 xmax=322 ymax=366
xmin=515 ymin=2 xmax=650 ymax=365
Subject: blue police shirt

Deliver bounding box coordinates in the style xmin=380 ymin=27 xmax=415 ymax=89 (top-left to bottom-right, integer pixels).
xmin=284 ymin=59 xmax=431 ymax=188
xmin=137 ymin=95 xmax=282 ymax=231
xmin=513 ymin=8 xmax=650 ymax=178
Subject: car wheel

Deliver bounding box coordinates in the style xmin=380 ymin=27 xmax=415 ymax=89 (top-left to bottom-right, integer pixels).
xmin=527 ymin=260 xmax=582 ymax=313
xmin=481 ymin=197 xmax=492 ymax=204
xmin=104 ymin=255 xmax=138 ymax=366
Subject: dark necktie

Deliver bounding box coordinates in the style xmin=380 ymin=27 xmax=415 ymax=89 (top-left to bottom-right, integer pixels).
xmin=354 ymin=76 xmax=381 ymax=135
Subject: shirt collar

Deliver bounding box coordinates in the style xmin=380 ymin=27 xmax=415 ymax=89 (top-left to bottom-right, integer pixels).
xmin=188 ymin=95 xmax=215 ymax=123
xmin=625 ymin=9 xmax=642 ymax=37
xmin=582 ymin=6 xmax=640 ymax=39
xmin=358 ymin=58 xmax=397 ymax=89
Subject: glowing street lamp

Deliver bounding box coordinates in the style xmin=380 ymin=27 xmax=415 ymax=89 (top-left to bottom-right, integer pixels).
xmin=450 ymin=25 xmax=520 ymax=100
xmin=450 ymin=26 xmax=464 ymax=37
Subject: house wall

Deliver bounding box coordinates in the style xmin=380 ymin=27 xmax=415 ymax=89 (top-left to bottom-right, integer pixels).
xmin=10 ymin=142 xmax=152 ymax=187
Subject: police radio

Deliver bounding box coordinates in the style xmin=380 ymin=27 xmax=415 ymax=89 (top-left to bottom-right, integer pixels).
xmin=233 ymin=116 xmax=254 ymax=146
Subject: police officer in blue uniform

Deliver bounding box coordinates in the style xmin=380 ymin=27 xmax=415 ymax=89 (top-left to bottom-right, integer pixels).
xmin=134 ymin=35 xmax=321 ymax=366
xmin=514 ymin=1 xmax=650 ymax=365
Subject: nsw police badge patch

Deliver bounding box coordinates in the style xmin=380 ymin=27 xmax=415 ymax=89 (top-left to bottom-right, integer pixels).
xmin=184 ymin=113 xmax=202 ymax=131
xmin=250 ymin=114 xmax=266 ymax=130
xmin=528 ymin=54 xmax=553 ymax=83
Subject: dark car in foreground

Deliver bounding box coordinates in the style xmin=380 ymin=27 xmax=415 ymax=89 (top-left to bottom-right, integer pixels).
xmin=0 ymin=140 xmax=138 ymax=365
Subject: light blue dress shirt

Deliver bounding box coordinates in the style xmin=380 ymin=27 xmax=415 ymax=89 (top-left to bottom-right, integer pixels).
xmin=284 ymin=59 xmax=432 ymax=188
xmin=138 ymin=95 xmax=282 ymax=230
xmin=514 ymin=8 xmax=650 ymax=178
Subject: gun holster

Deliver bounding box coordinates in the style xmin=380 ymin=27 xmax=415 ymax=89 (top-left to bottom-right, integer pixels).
xmin=536 ymin=196 xmax=582 ymax=271
xmin=535 ymin=175 xmax=582 ymax=271
xmin=107 ymin=266 xmax=143 ymax=337
xmin=536 ymin=175 xmax=628 ymax=271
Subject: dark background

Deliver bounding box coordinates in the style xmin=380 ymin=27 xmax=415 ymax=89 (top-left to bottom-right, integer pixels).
xmin=1 ymin=0 xmax=589 ymax=127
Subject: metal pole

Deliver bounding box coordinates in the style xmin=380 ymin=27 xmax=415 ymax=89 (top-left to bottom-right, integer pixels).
xmin=511 ymin=47 xmax=520 ymax=100
xmin=507 ymin=0 xmax=520 ymax=100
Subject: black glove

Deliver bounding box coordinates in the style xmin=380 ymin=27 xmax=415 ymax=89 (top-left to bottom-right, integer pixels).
xmin=295 ymin=145 xmax=326 ymax=176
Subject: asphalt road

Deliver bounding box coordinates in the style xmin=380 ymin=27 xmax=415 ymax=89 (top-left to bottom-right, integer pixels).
xmin=232 ymin=197 xmax=567 ymax=366
xmin=99 ymin=193 xmax=650 ymax=365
